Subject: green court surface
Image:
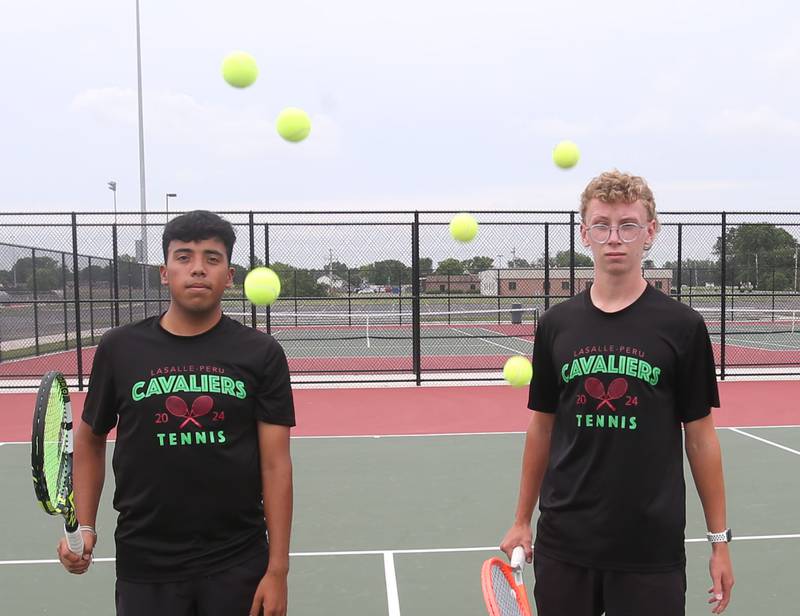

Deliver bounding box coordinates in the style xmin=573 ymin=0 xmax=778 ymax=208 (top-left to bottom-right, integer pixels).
xmin=1 ymin=428 xmax=799 ymax=614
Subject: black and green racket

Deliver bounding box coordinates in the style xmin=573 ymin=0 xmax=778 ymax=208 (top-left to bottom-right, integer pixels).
xmin=31 ymin=371 xmax=84 ymax=555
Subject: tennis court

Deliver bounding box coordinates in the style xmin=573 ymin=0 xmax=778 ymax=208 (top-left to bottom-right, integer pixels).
xmin=0 ymin=306 xmax=539 ymax=383
xmin=1 ymin=380 xmax=798 ymax=615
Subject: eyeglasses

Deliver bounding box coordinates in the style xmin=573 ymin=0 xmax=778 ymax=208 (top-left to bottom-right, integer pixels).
xmin=586 ymin=223 xmax=646 ymax=244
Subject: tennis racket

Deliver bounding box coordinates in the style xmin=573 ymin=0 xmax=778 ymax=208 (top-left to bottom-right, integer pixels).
xmin=31 ymin=371 xmax=84 ymax=555
xmin=481 ymin=546 xmax=532 ymax=616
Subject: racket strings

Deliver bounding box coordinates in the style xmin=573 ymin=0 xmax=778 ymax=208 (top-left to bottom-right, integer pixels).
xmin=490 ymin=565 xmax=525 ymax=616
xmin=42 ymin=385 xmax=68 ymax=503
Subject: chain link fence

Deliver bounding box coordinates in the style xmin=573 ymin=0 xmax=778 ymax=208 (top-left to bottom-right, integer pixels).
xmin=2 ymin=210 xmax=800 ymax=387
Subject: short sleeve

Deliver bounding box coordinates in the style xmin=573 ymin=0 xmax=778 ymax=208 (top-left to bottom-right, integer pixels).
xmin=254 ymin=341 xmax=296 ymax=426
xmin=82 ymin=334 xmax=118 ymax=434
xmin=677 ymin=317 xmax=720 ymax=423
xmin=528 ymin=314 xmax=560 ymax=413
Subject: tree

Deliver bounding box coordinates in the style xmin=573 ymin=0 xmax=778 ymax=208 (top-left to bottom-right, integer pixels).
xmin=80 ymin=263 xmax=110 ymax=284
xmin=435 ymin=258 xmax=466 ymax=275
xmin=360 ymin=259 xmax=410 ymax=285
xmin=419 ymin=257 xmax=434 ymax=275
xmin=662 ymin=259 xmax=719 ymax=287
xmin=461 ymin=256 xmax=495 ymax=272
xmin=552 ymin=250 xmax=593 ymax=267
xmin=320 ymin=261 xmax=362 ymax=289
xmin=271 ymin=262 xmax=326 ymax=297
xmin=713 ymin=224 xmax=797 ymax=290
xmin=11 ymin=255 xmax=64 ymax=292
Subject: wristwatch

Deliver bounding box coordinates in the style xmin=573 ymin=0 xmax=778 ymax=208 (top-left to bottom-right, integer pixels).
xmin=706 ymin=528 xmax=732 ymax=543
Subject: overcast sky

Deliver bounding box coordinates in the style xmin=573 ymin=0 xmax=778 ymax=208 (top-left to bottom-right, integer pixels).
xmin=1 ymin=0 xmax=799 ymax=219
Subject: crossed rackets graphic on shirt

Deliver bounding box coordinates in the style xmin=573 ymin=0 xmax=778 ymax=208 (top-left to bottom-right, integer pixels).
xmin=584 ymin=377 xmax=628 ymax=412
xmin=165 ymin=395 xmax=214 ymax=428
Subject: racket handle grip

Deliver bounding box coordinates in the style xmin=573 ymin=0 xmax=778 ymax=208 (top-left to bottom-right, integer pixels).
xmin=510 ymin=546 xmax=526 ymax=570
xmin=65 ymin=526 xmax=85 ymax=556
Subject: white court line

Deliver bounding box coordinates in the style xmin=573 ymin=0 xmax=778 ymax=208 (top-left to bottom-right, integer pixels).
xmin=384 ymin=552 xmax=402 ymax=616
xmin=450 ymin=326 xmax=525 ymax=355
xmin=1 ymin=425 xmax=799 ymax=447
xmin=474 ymin=325 xmax=534 ymax=349
xmin=729 ymin=428 xmax=800 ymax=456
xmin=3 ymin=533 xmax=799 ymax=566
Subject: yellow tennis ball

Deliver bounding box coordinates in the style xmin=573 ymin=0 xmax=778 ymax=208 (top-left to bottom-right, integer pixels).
xmin=221 ymin=51 xmax=258 ymax=88
xmin=449 ymin=213 xmax=479 ymax=243
xmin=276 ymin=107 xmax=311 ymax=143
xmin=503 ymin=356 xmax=533 ymax=387
xmin=244 ymin=267 xmax=281 ymax=306
xmin=552 ymin=140 xmax=580 ymax=169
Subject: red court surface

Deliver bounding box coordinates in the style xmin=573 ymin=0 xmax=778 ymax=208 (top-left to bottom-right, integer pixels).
xmin=0 ymin=380 xmax=796 ymax=442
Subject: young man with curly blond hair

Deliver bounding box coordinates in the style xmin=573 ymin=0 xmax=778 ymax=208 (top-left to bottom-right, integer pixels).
xmin=500 ymin=170 xmax=734 ymax=615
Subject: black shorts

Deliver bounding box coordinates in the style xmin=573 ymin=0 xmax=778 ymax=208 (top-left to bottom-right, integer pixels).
xmin=115 ymin=550 xmax=268 ymax=616
xmin=533 ymin=551 xmax=686 ymax=616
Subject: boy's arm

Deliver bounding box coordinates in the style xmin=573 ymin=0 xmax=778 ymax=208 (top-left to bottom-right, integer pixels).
xmin=500 ymin=410 xmax=555 ymax=562
xmin=249 ymin=423 xmax=293 ymax=616
xmin=685 ymin=414 xmax=734 ymax=614
xmin=58 ymin=419 xmax=106 ymax=573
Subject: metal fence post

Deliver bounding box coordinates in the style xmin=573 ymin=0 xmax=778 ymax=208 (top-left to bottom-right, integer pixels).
xmin=569 ymin=212 xmax=576 ymax=296
xmin=412 ymin=212 xmax=421 ymax=385
xmin=61 ymin=252 xmax=68 ymax=351
xmin=32 ymin=247 xmax=40 ymax=355
xmin=112 ymin=224 xmax=120 ymax=327
xmin=71 ymin=213 xmax=85 ymax=389
xmin=265 ymin=223 xmax=271 ymax=335
xmin=544 ymin=222 xmax=550 ymax=311
xmin=676 ymin=223 xmax=682 ymax=302
xmin=249 ymin=212 xmax=256 ymax=329
xmin=720 ymin=213 xmax=727 ymax=380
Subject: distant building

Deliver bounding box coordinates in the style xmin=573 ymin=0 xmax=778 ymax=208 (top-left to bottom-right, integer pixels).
xmin=422 ymin=274 xmax=480 ymax=294
xmin=478 ymin=267 xmax=673 ymax=296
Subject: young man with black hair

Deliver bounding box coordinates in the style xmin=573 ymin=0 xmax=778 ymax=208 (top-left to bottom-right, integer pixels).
xmin=58 ymin=210 xmax=295 ymax=616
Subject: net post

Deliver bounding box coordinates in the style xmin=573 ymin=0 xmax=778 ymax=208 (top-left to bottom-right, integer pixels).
xmin=71 ymin=213 xmax=85 ymax=390
xmin=412 ymin=212 xmax=422 ymax=385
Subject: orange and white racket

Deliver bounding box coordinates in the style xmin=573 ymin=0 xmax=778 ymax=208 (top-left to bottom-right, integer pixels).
xmin=481 ymin=546 xmax=532 ymax=616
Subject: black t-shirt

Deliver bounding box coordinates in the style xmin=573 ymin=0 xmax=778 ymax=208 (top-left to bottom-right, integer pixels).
xmin=82 ymin=314 xmax=296 ymax=582
xmin=528 ymin=284 xmax=719 ymax=572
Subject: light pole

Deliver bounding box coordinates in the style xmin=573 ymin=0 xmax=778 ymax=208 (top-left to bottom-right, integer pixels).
xmin=107 ymin=180 xmax=117 ymax=224
xmin=165 ymin=193 xmax=177 ymax=220
xmin=135 ymin=0 xmax=149 ymax=266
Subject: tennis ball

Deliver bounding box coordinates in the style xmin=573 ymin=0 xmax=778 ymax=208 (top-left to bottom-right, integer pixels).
xmin=221 ymin=51 xmax=258 ymax=88
xmin=449 ymin=213 xmax=479 ymax=243
xmin=503 ymin=356 xmax=533 ymax=388
xmin=244 ymin=267 xmax=281 ymax=306
xmin=276 ymin=107 xmax=311 ymax=143
xmin=552 ymin=140 xmax=580 ymax=169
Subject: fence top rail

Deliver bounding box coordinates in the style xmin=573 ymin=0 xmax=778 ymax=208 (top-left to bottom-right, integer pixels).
xmin=1 ymin=209 xmax=800 ymax=217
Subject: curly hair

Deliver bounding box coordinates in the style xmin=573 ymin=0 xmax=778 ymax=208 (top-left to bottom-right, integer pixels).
xmin=580 ymin=170 xmax=659 ymax=231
